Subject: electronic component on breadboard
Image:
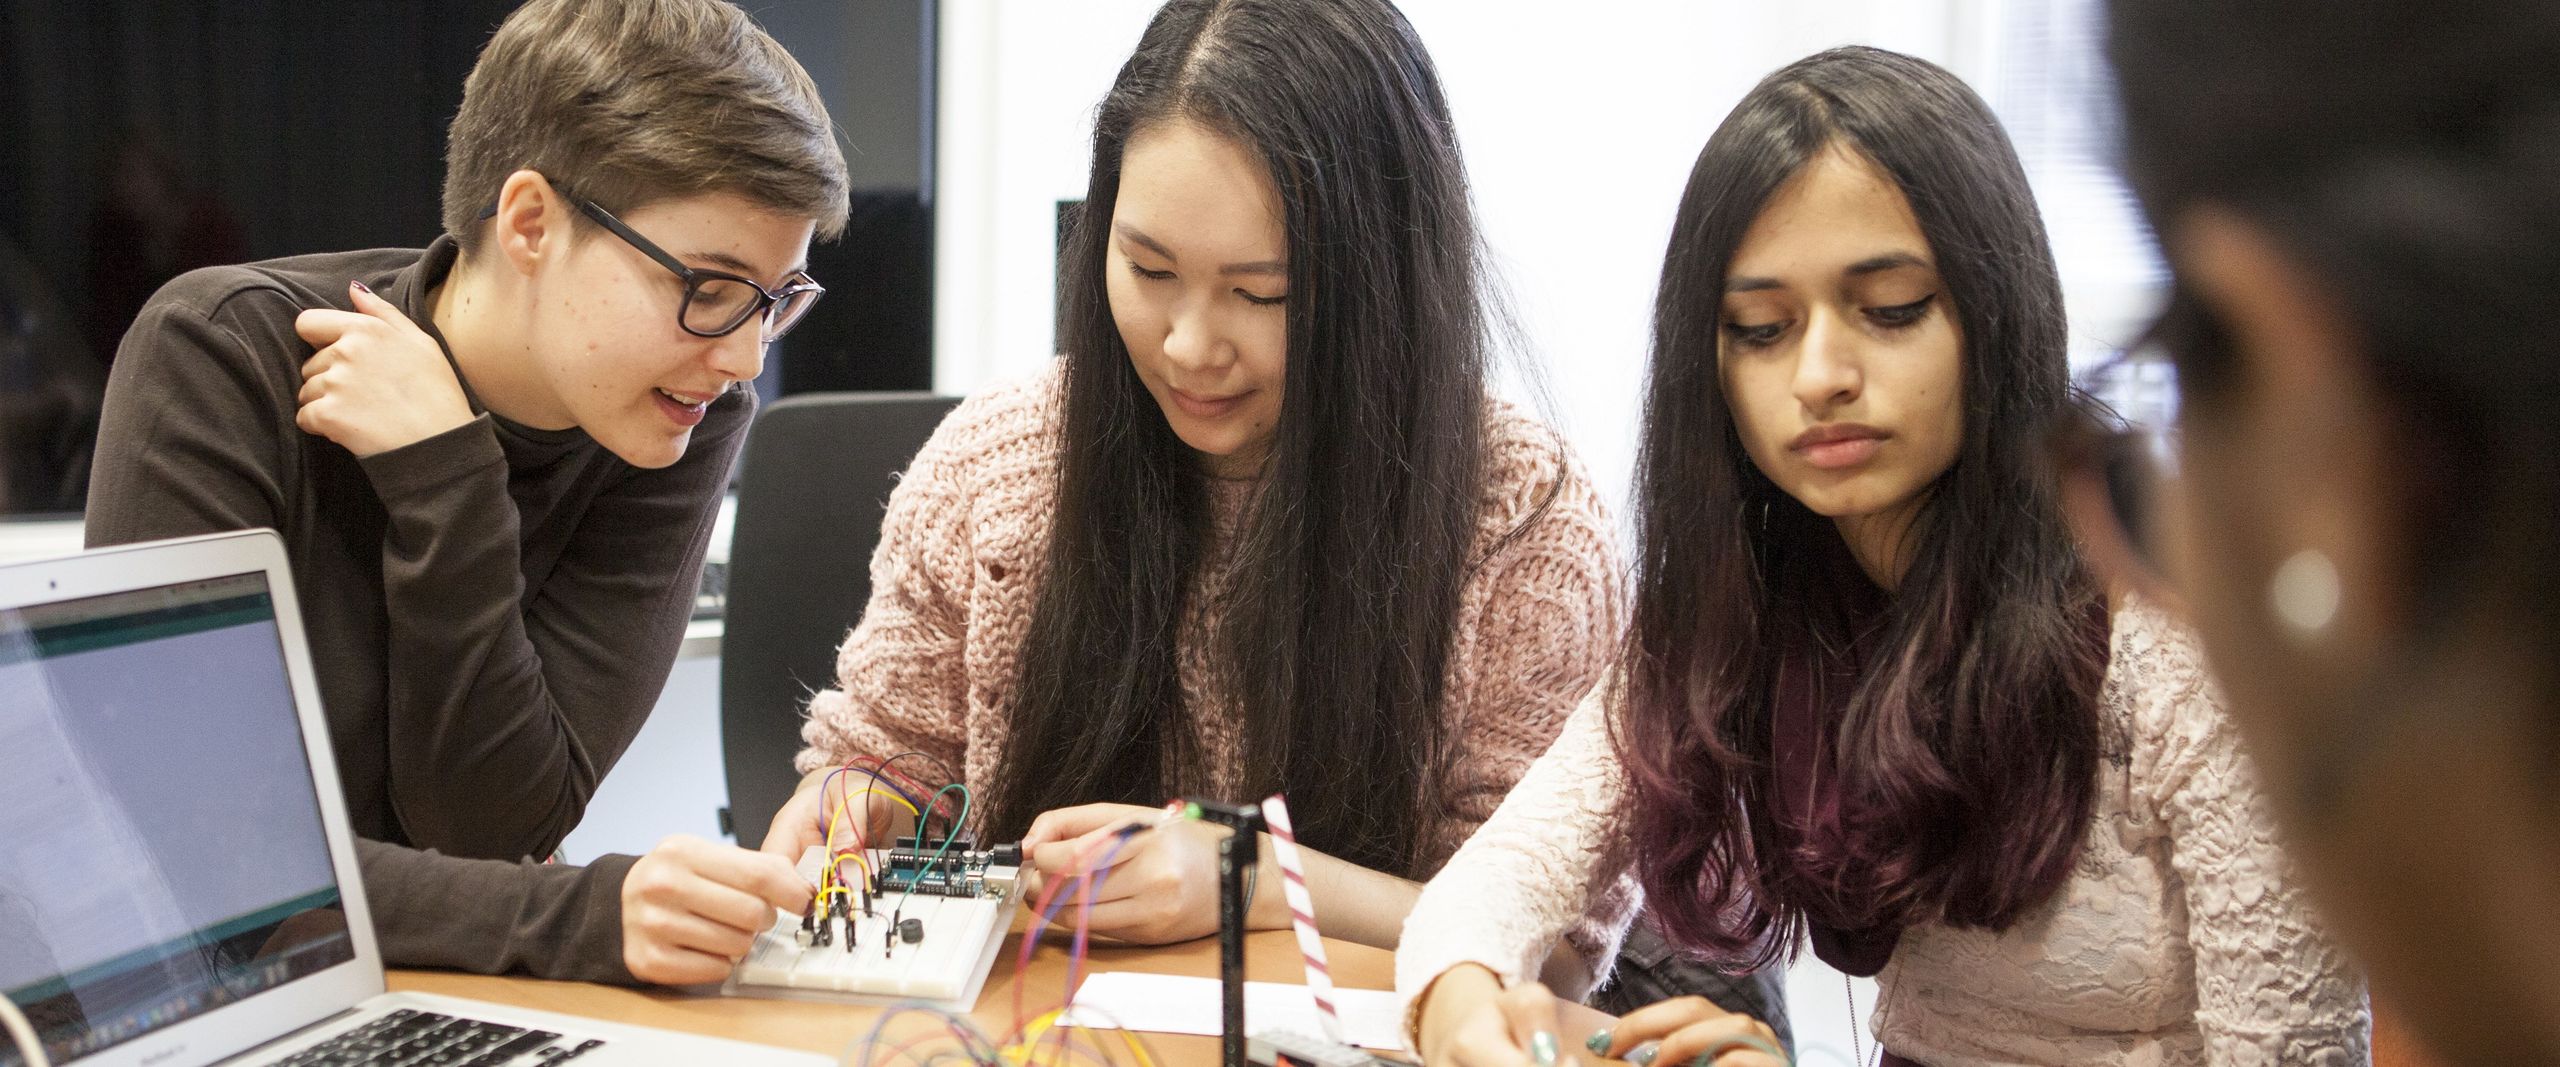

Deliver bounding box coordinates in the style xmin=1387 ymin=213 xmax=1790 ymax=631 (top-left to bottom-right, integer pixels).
xmin=1247 ymin=1029 xmax=1399 ymax=1067
xmin=876 ymin=835 xmax=1021 ymax=897
xmin=724 ymin=838 xmax=1021 ymax=1007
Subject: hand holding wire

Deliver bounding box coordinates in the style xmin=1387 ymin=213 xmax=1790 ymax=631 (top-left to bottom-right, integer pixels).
xmin=834 ymin=800 xmax=1198 ymax=1065
xmin=765 ymin=752 xmax=954 ymax=863
xmin=1019 ymin=802 xmax=1239 ymax=945
xmin=619 ymin=834 xmax=812 ymax=986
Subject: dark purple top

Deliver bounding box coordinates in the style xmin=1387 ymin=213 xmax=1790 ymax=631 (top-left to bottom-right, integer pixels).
xmin=1762 ymin=567 xmax=2105 ymax=1067
xmin=1767 ymin=564 xmax=1902 ymax=978
xmin=1767 ymin=567 xmax=1921 ymax=1064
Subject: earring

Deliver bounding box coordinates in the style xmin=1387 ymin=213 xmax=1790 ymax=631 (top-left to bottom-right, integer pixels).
xmin=2269 ymin=549 xmax=2342 ymax=640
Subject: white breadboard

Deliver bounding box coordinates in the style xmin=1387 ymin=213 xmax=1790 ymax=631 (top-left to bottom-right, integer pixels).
xmin=721 ymin=845 xmax=1019 ymax=1011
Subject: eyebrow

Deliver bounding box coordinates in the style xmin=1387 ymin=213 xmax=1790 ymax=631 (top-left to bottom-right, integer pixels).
xmin=1724 ymin=251 xmax=1934 ymax=293
xmin=1846 ymin=252 xmax=1931 ymax=276
xmin=1115 ymin=221 xmax=1287 ymax=277
xmin=686 ymin=249 xmax=808 ymax=283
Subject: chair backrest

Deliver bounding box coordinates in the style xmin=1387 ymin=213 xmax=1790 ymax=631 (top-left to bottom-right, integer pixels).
xmin=720 ymin=391 xmax=960 ymax=848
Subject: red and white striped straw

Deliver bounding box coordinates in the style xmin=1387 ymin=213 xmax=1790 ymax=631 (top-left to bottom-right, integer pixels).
xmin=1260 ymin=793 xmax=1344 ymax=1046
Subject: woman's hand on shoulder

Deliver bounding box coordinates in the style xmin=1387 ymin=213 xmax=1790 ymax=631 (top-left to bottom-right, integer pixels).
xmin=291 ymin=281 xmax=473 ymax=457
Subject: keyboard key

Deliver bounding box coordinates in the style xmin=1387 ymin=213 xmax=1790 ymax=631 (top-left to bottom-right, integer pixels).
xmin=551 ymin=1038 xmax=607 ymax=1060
xmin=502 ymin=1030 xmax=562 ymax=1051
xmin=277 ymin=1010 xmax=573 ymax=1067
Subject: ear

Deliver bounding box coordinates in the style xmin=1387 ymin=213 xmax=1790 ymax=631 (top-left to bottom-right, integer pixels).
xmin=487 ymin=169 xmax=573 ymax=279
xmin=2168 ymin=206 xmax=2410 ymax=662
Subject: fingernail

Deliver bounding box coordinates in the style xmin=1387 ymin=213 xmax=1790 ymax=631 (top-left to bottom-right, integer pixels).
xmin=1586 ymin=1029 xmax=1612 ymax=1055
xmin=350 ymin=280 xmax=372 ymax=295
xmin=1529 ymin=1031 xmax=1561 ymax=1067
xmin=1626 ymin=1044 xmax=1659 ymax=1067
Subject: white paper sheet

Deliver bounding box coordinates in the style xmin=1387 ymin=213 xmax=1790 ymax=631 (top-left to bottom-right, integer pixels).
xmin=1060 ymin=971 xmax=1410 ymax=1051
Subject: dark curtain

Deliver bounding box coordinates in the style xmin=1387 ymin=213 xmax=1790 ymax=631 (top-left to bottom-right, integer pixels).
xmin=0 ymin=0 xmax=937 ymax=517
xmin=0 ymin=0 xmax=511 ymax=515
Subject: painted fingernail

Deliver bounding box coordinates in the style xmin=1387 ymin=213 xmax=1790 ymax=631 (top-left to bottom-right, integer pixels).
xmin=1625 ymin=1044 xmax=1659 ymax=1067
xmin=350 ymin=280 xmax=372 ymax=295
xmin=1586 ymin=1029 xmax=1613 ymax=1055
xmin=1529 ymin=1030 xmax=1561 ymax=1067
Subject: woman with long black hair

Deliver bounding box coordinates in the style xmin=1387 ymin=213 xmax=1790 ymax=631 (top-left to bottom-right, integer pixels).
xmin=1398 ymin=47 xmax=2366 ymax=1066
xmin=765 ymin=0 xmax=1632 ymax=963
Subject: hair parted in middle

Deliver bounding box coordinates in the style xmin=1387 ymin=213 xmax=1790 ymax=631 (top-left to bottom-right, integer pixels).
xmin=1614 ymin=45 xmax=2113 ymax=968
xmin=980 ymin=0 xmax=1511 ymax=879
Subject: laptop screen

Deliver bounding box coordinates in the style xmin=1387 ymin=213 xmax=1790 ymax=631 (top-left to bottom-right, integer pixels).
xmin=0 ymin=571 xmax=355 ymax=1066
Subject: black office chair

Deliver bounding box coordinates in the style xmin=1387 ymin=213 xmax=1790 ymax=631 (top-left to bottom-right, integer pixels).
xmin=720 ymin=391 xmax=961 ymax=849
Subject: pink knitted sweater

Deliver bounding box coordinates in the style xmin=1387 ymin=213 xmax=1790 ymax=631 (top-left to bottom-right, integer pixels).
xmin=796 ymin=365 xmax=1635 ymax=961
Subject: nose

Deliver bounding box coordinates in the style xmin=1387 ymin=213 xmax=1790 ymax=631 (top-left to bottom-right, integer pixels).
xmin=1792 ymin=307 xmax=1864 ymax=415
xmin=707 ymin=322 xmax=767 ymax=383
xmin=1159 ymin=298 xmax=1231 ymax=374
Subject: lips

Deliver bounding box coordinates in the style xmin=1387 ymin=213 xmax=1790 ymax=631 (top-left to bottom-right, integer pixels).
xmin=653 ymin=387 xmax=719 ymax=428
xmin=1167 ymin=386 xmax=1251 ymax=420
xmin=1789 ymin=423 xmax=1889 ymax=470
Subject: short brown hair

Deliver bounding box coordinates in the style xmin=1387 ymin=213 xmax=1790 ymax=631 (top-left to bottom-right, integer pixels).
xmin=441 ymin=0 xmax=849 ymax=253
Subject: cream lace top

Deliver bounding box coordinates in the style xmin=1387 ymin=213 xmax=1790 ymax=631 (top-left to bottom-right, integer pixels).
xmin=1396 ymin=599 xmax=2372 ymax=1066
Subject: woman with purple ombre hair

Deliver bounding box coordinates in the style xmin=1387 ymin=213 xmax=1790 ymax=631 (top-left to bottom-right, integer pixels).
xmin=1394 ymin=47 xmax=2369 ymax=1067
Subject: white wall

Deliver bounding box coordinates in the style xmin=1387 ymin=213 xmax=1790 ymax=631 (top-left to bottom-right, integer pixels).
xmin=930 ymin=2 xmax=2163 ymax=1059
xmin=561 ymin=649 xmax=727 ymax=863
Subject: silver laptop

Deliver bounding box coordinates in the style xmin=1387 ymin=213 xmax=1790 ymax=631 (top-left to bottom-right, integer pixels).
xmin=0 ymin=530 xmax=827 ymax=1067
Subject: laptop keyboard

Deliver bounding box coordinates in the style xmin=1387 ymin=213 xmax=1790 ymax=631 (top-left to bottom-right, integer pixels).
xmin=273 ymin=1008 xmax=605 ymax=1066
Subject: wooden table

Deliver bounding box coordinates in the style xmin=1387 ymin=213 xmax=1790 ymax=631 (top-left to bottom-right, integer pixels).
xmin=391 ymin=925 xmax=1618 ymax=1064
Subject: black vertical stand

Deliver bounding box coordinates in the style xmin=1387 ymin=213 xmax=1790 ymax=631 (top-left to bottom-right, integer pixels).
xmin=1180 ymin=798 xmax=1264 ymax=1067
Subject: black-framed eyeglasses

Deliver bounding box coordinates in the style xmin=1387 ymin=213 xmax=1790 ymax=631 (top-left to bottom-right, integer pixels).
xmin=479 ymin=196 xmax=825 ymax=341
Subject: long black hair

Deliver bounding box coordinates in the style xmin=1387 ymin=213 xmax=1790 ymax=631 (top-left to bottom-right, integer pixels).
xmin=1615 ymin=46 xmax=2111 ymax=967
xmin=981 ymin=0 xmax=1494 ymax=879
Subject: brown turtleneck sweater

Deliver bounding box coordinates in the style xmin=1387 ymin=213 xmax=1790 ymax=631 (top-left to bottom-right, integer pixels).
xmin=87 ymin=235 xmax=749 ymax=983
